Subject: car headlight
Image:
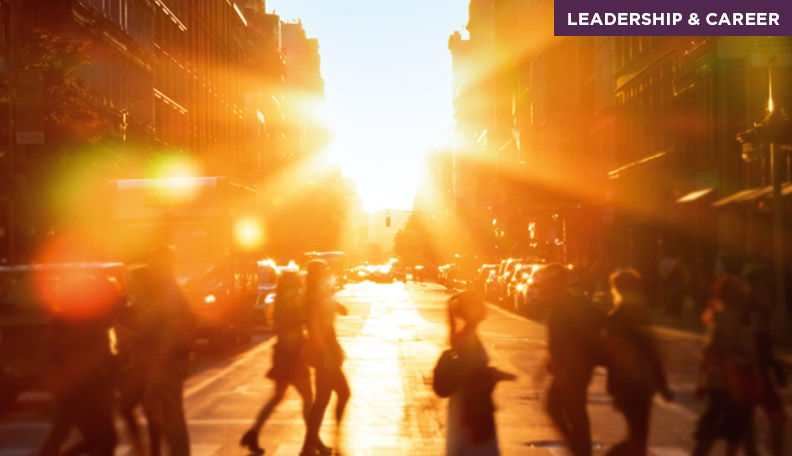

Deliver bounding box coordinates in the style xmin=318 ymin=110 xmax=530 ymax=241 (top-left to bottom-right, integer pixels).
xmin=204 ymin=294 xmax=216 ymax=304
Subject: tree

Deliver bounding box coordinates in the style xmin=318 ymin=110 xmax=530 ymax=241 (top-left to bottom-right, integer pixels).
xmin=394 ymin=211 xmax=439 ymax=266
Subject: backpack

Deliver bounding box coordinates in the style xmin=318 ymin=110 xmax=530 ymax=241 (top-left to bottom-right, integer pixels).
xmin=432 ymin=348 xmax=460 ymax=397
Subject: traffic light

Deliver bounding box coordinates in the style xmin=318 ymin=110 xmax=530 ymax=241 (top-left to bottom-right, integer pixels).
xmin=385 ymin=211 xmax=391 ymax=227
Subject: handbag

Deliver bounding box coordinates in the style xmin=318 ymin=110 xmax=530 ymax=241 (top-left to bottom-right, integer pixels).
xmin=432 ymin=348 xmax=461 ymax=398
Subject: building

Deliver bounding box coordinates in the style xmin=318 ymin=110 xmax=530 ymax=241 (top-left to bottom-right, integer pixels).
xmin=152 ymin=0 xmax=248 ymax=179
xmin=451 ymin=0 xmax=792 ymax=329
xmin=240 ymin=1 xmax=287 ymax=179
xmin=5 ymin=0 xmax=157 ymax=262
xmin=0 ymin=0 xmax=332 ymax=263
xmin=280 ymin=20 xmax=326 ymax=163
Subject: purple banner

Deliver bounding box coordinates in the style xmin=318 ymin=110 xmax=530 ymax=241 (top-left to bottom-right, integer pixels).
xmin=554 ymin=0 xmax=792 ymax=36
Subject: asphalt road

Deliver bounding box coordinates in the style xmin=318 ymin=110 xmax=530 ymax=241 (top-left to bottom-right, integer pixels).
xmin=1 ymin=281 xmax=790 ymax=455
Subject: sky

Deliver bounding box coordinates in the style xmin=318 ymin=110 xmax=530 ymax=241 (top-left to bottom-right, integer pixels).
xmin=267 ymin=0 xmax=470 ymax=212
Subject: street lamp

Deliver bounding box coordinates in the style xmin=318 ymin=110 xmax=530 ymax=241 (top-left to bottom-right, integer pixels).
xmin=736 ymin=72 xmax=792 ymax=343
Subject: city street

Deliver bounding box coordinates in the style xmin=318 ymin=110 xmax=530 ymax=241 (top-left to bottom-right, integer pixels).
xmin=2 ymin=281 xmax=790 ymax=455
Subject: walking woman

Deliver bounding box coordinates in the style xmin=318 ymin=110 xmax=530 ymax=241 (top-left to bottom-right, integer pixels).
xmin=603 ymin=270 xmax=673 ymax=456
xmin=241 ymin=271 xmax=313 ymax=454
xmin=300 ymin=261 xmax=350 ymax=456
xmin=446 ymin=291 xmax=515 ymax=456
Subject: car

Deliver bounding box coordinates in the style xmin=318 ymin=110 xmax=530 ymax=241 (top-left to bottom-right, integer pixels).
xmin=185 ymin=260 xmax=257 ymax=346
xmin=494 ymin=259 xmax=521 ymax=301
xmin=499 ymin=260 xmax=531 ymax=304
xmin=0 ymin=263 xmax=127 ymax=407
xmin=473 ymin=264 xmax=497 ymax=296
xmin=484 ymin=269 xmax=502 ymax=301
xmin=503 ymin=262 xmax=531 ymax=308
xmin=253 ymin=261 xmax=301 ymax=329
xmin=512 ymin=263 xmax=543 ymax=314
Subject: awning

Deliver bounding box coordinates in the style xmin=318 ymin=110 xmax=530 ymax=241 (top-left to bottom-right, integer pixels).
xmin=676 ymin=188 xmax=714 ymax=204
xmin=714 ymin=183 xmax=792 ymax=207
xmin=608 ymin=152 xmax=667 ymax=180
xmin=713 ymin=187 xmax=766 ymax=207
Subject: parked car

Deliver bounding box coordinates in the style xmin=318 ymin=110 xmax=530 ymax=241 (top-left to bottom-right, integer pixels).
xmin=504 ymin=262 xmax=534 ymax=308
xmin=473 ymin=264 xmax=497 ymax=297
xmin=0 ymin=263 xmax=127 ymax=407
xmin=253 ymin=260 xmax=298 ymax=328
xmin=185 ymin=260 xmax=257 ymax=346
xmin=512 ymin=263 xmax=543 ymax=314
xmin=499 ymin=260 xmax=531 ymax=303
xmin=494 ymin=259 xmax=521 ymax=301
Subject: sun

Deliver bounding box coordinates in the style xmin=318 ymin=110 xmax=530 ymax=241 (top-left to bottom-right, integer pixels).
xmin=321 ymin=140 xmax=421 ymax=213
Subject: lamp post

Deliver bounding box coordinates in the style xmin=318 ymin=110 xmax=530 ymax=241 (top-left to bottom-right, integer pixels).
xmin=736 ymin=72 xmax=792 ymax=343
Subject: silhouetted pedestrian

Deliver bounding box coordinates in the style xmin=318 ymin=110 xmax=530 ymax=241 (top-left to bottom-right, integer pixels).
xmin=115 ymin=265 xmax=163 ymax=456
xmin=142 ymin=246 xmax=195 ymax=456
xmin=743 ymin=268 xmax=787 ymax=456
xmin=39 ymin=274 xmax=119 ymax=456
xmin=693 ymin=276 xmax=759 ymax=456
xmin=300 ymin=261 xmax=350 ymax=456
xmin=530 ymin=263 xmax=604 ymax=456
xmin=603 ymin=270 xmax=673 ymax=456
xmin=444 ymin=291 xmax=515 ymax=456
xmin=241 ymin=271 xmax=313 ymax=454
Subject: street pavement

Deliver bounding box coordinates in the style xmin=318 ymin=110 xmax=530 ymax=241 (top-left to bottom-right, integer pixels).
xmin=1 ymin=281 xmax=791 ymax=455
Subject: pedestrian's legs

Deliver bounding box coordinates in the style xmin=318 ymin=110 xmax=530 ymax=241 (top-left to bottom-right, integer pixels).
xmin=692 ymin=392 xmax=724 ymax=456
xmin=240 ymin=380 xmax=289 ymax=454
xmin=303 ymin=366 xmax=332 ymax=452
xmin=605 ymin=394 xmax=645 ymax=456
xmin=142 ymin=395 xmax=162 ymax=456
xmin=547 ymin=378 xmax=591 ymax=456
xmin=546 ymin=379 xmax=573 ymax=445
xmin=333 ymin=369 xmax=350 ymax=424
xmin=564 ymin=384 xmax=593 ymax=456
xmin=743 ymin=417 xmax=760 ymax=456
xmin=292 ymin=373 xmax=314 ymax=426
xmin=148 ymin=360 xmax=190 ymax=456
xmin=620 ymin=394 xmax=651 ymax=456
xmin=252 ymin=380 xmax=289 ymax=432
xmin=39 ymin=396 xmax=77 ymax=456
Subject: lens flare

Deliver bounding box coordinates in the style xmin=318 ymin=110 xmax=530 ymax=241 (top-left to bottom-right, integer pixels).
xmin=234 ymin=217 xmax=265 ymax=250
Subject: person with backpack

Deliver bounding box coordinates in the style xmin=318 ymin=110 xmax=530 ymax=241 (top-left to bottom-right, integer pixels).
xmin=240 ymin=271 xmax=314 ymax=454
xmin=530 ymin=263 xmax=605 ymax=456
xmin=603 ymin=270 xmax=673 ymax=456
xmin=438 ymin=291 xmax=515 ymax=456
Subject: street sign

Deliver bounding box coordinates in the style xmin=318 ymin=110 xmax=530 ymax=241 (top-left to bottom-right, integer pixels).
xmin=14 ymin=131 xmax=44 ymax=145
xmin=751 ymin=38 xmax=792 ymax=67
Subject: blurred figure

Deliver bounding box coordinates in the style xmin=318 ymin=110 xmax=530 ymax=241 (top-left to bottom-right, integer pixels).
xmin=445 ymin=291 xmax=515 ymax=456
xmin=39 ymin=274 xmax=119 ymax=456
xmin=531 ymin=263 xmax=604 ymax=456
xmin=743 ymin=268 xmax=787 ymax=456
xmin=692 ymin=276 xmax=759 ymax=456
xmin=300 ymin=261 xmax=350 ymax=456
xmin=142 ymin=246 xmax=195 ymax=456
xmin=658 ymin=247 xmax=688 ymax=319
xmin=241 ymin=271 xmax=313 ymax=454
xmin=603 ymin=270 xmax=673 ymax=456
xmin=114 ymin=265 xmax=162 ymax=456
